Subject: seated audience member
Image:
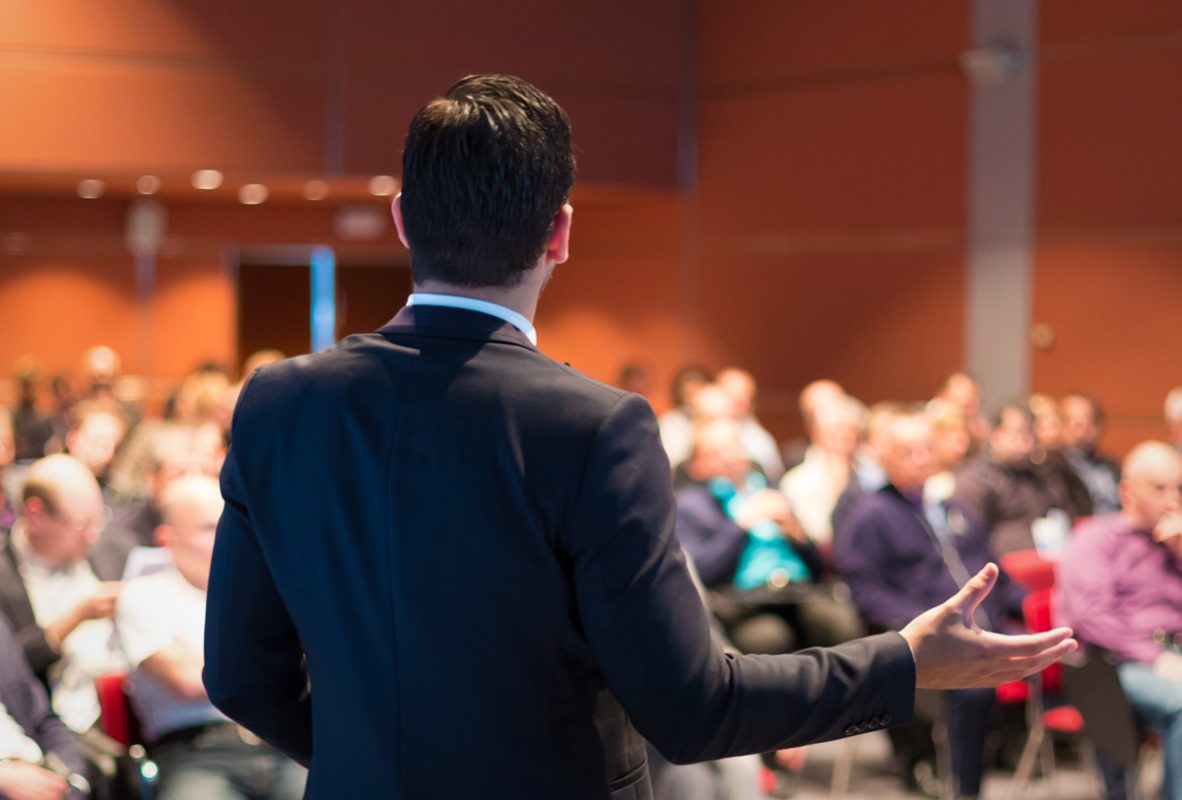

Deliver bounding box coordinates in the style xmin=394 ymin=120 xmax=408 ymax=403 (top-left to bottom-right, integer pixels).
xmin=830 ymin=402 xmax=903 ymax=544
xmin=0 ymin=455 xmax=130 ymax=776
xmin=1060 ymin=393 xmax=1121 ymax=514
xmin=658 ymin=365 xmax=713 ymax=468
xmin=0 ymin=615 xmax=91 ymax=800
xmin=80 ymin=346 xmax=140 ymax=435
xmin=780 ymin=394 xmax=864 ymax=548
xmin=11 ymin=358 xmax=54 ymax=462
xmin=835 ymin=406 xmax=1025 ymax=800
xmin=0 ymin=411 xmax=16 ymax=531
xmin=716 ymin=367 xmax=785 ymax=483
xmin=64 ymin=404 xmax=127 ymax=498
xmin=103 ymin=425 xmax=225 ymax=549
xmin=1166 ymin=387 xmax=1182 ymax=455
xmin=1028 ymin=393 xmax=1063 ymax=451
xmin=781 ymin=379 xmax=846 ymax=471
xmin=116 ymin=475 xmax=305 ymax=800
xmin=935 ymin=372 xmax=990 ymax=456
xmin=675 ymin=418 xmax=858 ymax=655
xmin=615 ymin=361 xmax=654 ymax=401
xmin=951 ymin=401 xmax=1091 ymax=556
xmin=1056 ymin=441 xmax=1182 ymax=800
xmin=926 ymin=399 xmax=972 ymax=503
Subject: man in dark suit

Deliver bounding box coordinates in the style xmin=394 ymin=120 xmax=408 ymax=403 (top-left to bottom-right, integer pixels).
xmin=204 ymin=74 xmax=1076 ymax=799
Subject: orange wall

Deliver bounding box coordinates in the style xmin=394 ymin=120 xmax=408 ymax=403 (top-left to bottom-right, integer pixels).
xmin=1 ymin=1 xmax=686 ymax=187
xmin=1033 ymin=1 xmax=1182 ymax=456
xmin=692 ymin=0 xmax=971 ymax=440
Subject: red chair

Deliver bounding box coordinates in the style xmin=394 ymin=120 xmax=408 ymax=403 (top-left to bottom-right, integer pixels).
xmin=1008 ymin=589 xmax=1091 ymax=800
xmin=96 ymin=672 xmax=133 ymax=747
xmin=999 ymin=549 xmax=1056 ymax=592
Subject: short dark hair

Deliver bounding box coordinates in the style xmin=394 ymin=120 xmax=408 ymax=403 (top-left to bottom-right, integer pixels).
xmin=400 ymin=74 xmax=576 ymax=288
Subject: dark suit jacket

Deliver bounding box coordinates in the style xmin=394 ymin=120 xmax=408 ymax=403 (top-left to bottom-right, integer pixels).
xmin=0 ymin=615 xmax=88 ymax=779
xmin=204 ymin=305 xmax=916 ymax=799
xmin=0 ymin=529 xmax=130 ymax=690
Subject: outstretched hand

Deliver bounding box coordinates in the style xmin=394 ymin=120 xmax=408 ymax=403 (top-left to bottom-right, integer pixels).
xmin=899 ymin=563 xmax=1076 ymax=689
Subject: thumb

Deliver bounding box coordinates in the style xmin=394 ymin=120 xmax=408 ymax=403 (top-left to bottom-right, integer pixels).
xmin=946 ymin=563 xmax=998 ymax=626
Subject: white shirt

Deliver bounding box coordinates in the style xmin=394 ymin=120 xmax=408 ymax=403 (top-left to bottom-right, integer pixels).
xmin=116 ymin=566 xmax=224 ymax=742
xmin=0 ymin=699 xmax=43 ymax=763
xmin=10 ymin=523 xmax=126 ymax=733
xmin=407 ymin=292 xmax=537 ymax=345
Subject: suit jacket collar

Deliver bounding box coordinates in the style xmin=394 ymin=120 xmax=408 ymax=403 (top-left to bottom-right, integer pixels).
xmin=378 ymin=305 xmax=537 ymax=351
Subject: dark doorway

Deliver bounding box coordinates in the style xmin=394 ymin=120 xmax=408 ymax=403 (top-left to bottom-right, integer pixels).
xmin=237 ymin=262 xmax=411 ymax=375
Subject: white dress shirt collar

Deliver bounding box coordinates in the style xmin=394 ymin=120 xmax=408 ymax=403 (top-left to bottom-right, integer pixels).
xmin=407 ymin=292 xmax=537 ymax=346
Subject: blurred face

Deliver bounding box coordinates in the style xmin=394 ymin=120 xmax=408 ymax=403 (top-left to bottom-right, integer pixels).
xmin=25 ymin=484 xmax=105 ymax=567
xmin=989 ymin=408 xmax=1035 ymax=466
xmin=689 ymin=420 xmax=749 ymax=484
xmin=159 ymin=490 xmax=223 ymax=591
xmin=883 ymin=416 xmax=935 ymax=493
xmin=717 ymin=371 xmax=756 ymax=418
xmin=691 ymin=385 xmax=737 ymax=423
xmin=941 ymin=375 xmax=981 ymax=419
xmin=1032 ymin=407 xmax=1062 ymax=448
xmin=1061 ymin=396 xmax=1100 ymax=450
xmin=1122 ymin=452 xmax=1182 ymax=535
xmin=67 ymin=413 xmax=125 ymax=477
xmin=814 ymin=413 xmax=860 ymax=458
xmin=932 ymin=419 xmax=971 ymax=471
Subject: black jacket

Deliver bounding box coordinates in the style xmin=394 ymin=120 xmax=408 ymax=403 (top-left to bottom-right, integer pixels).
xmin=204 ymin=304 xmax=916 ymax=799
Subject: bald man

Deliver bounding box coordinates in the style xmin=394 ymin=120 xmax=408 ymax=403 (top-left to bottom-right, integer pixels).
xmin=116 ymin=475 xmax=305 ymax=800
xmin=1057 ymin=441 xmax=1182 ymax=800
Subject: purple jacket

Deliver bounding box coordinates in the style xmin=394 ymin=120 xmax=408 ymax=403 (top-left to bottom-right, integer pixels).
xmin=1055 ymin=513 xmax=1182 ymax=664
xmin=834 ymin=484 xmax=1025 ymax=632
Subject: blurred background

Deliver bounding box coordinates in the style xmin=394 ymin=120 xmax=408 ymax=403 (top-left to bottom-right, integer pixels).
xmin=2 ymin=0 xmax=1180 ymax=454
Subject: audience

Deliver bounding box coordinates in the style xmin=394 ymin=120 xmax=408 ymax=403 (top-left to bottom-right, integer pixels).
xmin=1057 ymin=441 xmax=1182 ymax=800
xmin=951 ymin=401 xmax=1091 ymax=556
xmin=2 ymin=343 xmax=1177 ymax=799
xmin=1060 ymin=393 xmax=1122 ymax=514
xmin=834 ymin=406 xmax=1025 ymax=799
xmin=658 ymin=364 xmax=713 ymax=468
xmin=780 ymin=394 xmax=864 ymax=548
xmin=716 ymin=367 xmax=785 ymax=482
xmin=934 ymin=373 xmax=990 ymax=456
xmin=116 ymin=475 xmax=305 ymax=799
xmin=1166 ymin=387 xmax=1182 ymax=454
xmin=674 ymin=417 xmax=858 ymax=656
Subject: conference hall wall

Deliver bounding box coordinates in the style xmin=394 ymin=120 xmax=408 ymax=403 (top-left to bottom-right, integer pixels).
xmin=2 ymin=1 xmax=1181 ymax=452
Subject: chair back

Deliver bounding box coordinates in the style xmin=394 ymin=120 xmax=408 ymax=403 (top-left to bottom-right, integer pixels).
xmin=1021 ymin=588 xmax=1063 ymax=693
xmin=95 ymin=672 xmax=132 ymax=747
xmin=1000 ymin=549 xmax=1056 ymax=591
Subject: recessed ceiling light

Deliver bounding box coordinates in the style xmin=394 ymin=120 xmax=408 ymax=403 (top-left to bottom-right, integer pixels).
xmin=136 ymin=175 xmax=161 ymax=195
xmin=368 ymin=175 xmax=399 ymax=197
xmin=303 ymin=180 xmax=329 ymax=201
xmin=192 ymin=169 xmax=224 ymax=190
xmin=77 ymin=179 xmax=105 ymax=199
xmin=238 ymin=183 xmax=269 ymax=205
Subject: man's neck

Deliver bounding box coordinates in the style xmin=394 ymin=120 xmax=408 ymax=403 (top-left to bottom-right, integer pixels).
xmin=413 ymin=277 xmax=544 ymax=323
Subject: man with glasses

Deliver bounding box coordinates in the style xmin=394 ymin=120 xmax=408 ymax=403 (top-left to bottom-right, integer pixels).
xmin=0 ymin=454 xmax=130 ymax=749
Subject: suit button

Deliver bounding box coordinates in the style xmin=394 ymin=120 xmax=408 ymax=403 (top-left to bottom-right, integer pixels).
xmin=843 ymin=725 xmax=857 ymax=736
xmin=882 ymin=713 xmax=892 ymax=725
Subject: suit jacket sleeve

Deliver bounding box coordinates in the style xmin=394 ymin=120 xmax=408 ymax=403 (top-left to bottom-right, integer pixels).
xmin=203 ymin=383 xmax=313 ymax=766
xmin=564 ymin=394 xmax=916 ymax=764
xmin=0 ymin=617 xmax=86 ymax=776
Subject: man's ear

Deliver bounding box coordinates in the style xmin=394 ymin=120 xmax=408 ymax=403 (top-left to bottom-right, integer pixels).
xmin=154 ymin=524 xmax=171 ymax=549
xmin=391 ymin=194 xmax=410 ymax=249
xmin=545 ymin=204 xmax=573 ymax=265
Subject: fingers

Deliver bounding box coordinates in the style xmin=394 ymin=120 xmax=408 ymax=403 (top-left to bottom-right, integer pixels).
xmin=944 ymin=563 xmax=998 ymax=623
xmin=977 ymin=626 xmax=1075 ymax=657
xmin=988 ymin=638 xmax=1079 ymax=683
